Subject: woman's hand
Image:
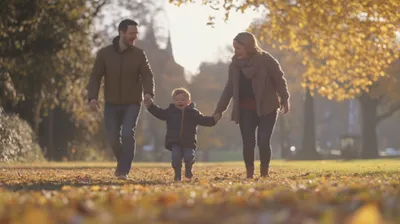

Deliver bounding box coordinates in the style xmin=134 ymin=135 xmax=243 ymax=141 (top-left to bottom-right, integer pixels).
xmin=280 ymin=101 xmax=290 ymax=114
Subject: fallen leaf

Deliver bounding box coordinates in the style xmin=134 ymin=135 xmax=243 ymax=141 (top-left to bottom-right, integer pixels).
xmin=345 ymin=203 xmax=383 ymax=224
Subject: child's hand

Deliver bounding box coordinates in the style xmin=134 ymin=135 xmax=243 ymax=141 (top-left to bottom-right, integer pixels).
xmin=213 ymin=113 xmax=222 ymax=122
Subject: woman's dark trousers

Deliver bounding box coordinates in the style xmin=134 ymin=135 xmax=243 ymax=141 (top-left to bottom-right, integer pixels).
xmin=239 ymin=108 xmax=277 ymax=178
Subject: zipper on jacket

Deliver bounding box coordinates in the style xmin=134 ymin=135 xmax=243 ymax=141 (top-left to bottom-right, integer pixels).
xmin=119 ymin=53 xmax=123 ymax=102
xmin=179 ymin=109 xmax=185 ymax=138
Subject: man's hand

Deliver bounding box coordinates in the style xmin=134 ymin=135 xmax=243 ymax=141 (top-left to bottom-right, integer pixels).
xmin=144 ymin=93 xmax=153 ymax=106
xmin=280 ymin=100 xmax=290 ymax=114
xmin=213 ymin=113 xmax=222 ymax=122
xmin=89 ymin=99 xmax=100 ymax=112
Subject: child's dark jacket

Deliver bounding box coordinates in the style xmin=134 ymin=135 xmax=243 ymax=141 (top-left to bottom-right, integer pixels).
xmin=147 ymin=102 xmax=216 ymax=151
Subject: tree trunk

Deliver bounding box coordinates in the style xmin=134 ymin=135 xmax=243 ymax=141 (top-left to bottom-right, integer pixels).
xmin=39 ymin=107 xmax=74 ymax=161
xmin=33 ymin=99 xmax=43 ymax=137
xmin=54 ymin=108 xmax=74 ymax=161
xmin=47 ymin=109 xmax=55 ymax=160
xmin=358 ymin=94 xmax=379 ymax=159
xmin=300 ymin=88 xmax=319 ymax=159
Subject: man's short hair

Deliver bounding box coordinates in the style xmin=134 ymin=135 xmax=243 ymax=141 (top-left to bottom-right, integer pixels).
xmin=118 ymin=19 xmax=138 ymax=33
xmin=171 ymin=87 xmax=191 ymax=100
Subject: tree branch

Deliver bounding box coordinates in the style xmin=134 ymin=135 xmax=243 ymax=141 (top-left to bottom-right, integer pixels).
xmin=92 ymin=0 xmax=110 ymax=17
xmin=377 ymin=103 xmax=400 ymax=122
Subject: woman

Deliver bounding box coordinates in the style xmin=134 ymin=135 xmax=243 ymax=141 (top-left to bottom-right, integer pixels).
xmin=213 ymin=32 xmax=290 ymax=178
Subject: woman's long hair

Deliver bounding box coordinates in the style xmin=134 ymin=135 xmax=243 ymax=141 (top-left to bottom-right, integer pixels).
xmin=233 ymin=32 xmax=264 ymax=56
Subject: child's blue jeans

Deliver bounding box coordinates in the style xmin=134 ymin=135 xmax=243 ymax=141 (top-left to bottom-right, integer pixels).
xmin=171 ymin=144 xmax=195 ymax=171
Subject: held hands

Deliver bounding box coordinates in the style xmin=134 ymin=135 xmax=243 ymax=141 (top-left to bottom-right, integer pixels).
xmin=144 ymin=98 xmax=153 ymax=108
xmin=144 ymin=93 xmax=154 ymax=108
xmin=144 ymin=93 xmax=153 ymax=104
xmin=89 ymin=99 xmax=100 ymax=112
xmin=213 ymin=113 xmax=222 ymax=123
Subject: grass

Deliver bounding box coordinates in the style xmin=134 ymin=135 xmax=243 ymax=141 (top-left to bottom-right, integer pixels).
xmin=1 ymin=159 xmax=398 ymax=169
xmin=0 ymin=160 xmax=399 ymax=223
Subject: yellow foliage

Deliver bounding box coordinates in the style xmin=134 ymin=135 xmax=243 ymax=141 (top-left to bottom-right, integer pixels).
xmin=345 ymin=203 xmax=384 ymax=224
xmin=20 ymin=207 xmax=52 ymax=224
xmin=0 ymin=161 xmax=399 ymax=223
xmin=169 ymin=0 xmax=400 ymax=100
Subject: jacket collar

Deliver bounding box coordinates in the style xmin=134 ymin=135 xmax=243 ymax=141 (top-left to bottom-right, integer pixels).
xmin=168 ymin=102 xmax=196 ymax=111
xmin=112 ymin=36 xmax=133 ymax=52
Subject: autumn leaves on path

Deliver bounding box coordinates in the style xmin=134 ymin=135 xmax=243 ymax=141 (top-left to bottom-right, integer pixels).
xmin=0 ymin=160 xmax=399 ymax=223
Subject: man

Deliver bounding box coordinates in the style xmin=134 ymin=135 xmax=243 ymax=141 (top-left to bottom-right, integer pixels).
xmin=87 ymin=19 xmax=155 ymax=180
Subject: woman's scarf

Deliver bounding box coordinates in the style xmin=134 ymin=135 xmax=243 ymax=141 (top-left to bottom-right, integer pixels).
xmin=231 ymin=52 xmax=265 ymax=79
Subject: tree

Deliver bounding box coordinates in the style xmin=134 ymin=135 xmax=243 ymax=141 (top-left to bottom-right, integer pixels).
xmin=169 ymin=0 xmax=399 ymax=100
xmin=1 ymin=0 xmax=108 ymax=160
xmin=169 ymin=0 xmax=400 ymax=158
xmin=358 ymin=60 xmax=400 ymax=158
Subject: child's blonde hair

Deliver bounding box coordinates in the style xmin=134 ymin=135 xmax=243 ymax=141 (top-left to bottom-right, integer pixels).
xmin=171 ymin=87 xmax=191 ymax=100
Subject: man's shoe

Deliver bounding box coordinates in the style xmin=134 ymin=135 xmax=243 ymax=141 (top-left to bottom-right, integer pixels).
xmin=185 ymin=167 xmax=193 ymax=179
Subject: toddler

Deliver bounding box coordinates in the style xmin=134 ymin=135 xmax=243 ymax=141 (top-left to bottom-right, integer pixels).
xmin=146 ymin=87 xmax=219 ymax=181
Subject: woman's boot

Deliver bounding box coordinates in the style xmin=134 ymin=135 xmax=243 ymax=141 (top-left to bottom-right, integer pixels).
xmin=246 ymin=165 xmax=254 ymax=178
xmin=260 ymin=165 xmax=269 ymax=177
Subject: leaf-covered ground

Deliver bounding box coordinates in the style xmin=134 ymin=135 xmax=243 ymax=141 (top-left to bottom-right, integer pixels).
xmin=0 ymin=160 xmax=399 ymax=224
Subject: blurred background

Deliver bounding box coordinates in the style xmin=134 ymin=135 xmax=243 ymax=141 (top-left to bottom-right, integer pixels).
xmin=1 ymin=0 xmax=399 ymax=163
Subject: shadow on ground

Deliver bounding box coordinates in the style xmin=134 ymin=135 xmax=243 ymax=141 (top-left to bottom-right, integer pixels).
xmin=3 ymin=179 xmax=166 ymax=191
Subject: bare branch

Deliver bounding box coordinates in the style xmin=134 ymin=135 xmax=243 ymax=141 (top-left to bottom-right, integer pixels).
xmin=377 ymin=103 xmax=400 ymax=122
xmin=92 ymin=0 xmax=110 ymax=18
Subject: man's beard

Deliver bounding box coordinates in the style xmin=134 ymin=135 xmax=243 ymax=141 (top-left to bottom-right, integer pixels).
xmin=123 ymin=37 xmax=135 ymax=46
